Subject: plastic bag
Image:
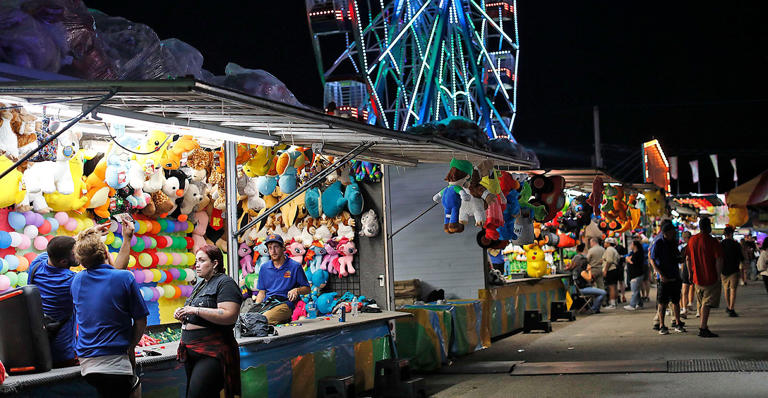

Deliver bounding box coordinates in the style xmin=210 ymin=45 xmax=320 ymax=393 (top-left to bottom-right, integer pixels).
xmin=208 ymin=63 xmax=303 ymax=107
xmin=0 ymin=1 xmax=70 ymax=72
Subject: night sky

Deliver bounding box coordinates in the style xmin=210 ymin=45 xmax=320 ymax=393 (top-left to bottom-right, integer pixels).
xmin=86 ymin=1 xmax=768 ymax=194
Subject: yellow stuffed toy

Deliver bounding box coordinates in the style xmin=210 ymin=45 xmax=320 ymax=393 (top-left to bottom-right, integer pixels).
xmin=644 ymin=189 xmax=667 ymax=218
xmin=0 ymin=155 xmax=25 ymax=208
xmin=728 ymin=206 xmax=748 ymax=227
xmin=44 ymin=150 xmax=89 ymax=213
xmin=524 ymin=243 xmax=550 ymax=278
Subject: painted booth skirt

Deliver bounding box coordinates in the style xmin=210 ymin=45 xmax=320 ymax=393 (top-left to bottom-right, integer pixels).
xmin=479 ymin=277 xmax=567 ymax=338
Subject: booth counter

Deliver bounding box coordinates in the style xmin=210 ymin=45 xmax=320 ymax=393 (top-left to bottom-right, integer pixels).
xmin=1 ymin=311 xmax=409 ymax=398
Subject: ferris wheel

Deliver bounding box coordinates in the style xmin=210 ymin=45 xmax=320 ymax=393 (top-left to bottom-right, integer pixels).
xmin=306 ymin=0 xmax=520 ymax=141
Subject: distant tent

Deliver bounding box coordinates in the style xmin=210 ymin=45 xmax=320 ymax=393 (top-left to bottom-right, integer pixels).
xmin=726 ymin=170 xmax=768 ymax=208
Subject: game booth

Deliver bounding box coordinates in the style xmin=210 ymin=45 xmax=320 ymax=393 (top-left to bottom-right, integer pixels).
xmin=0 ymin=79 xmax=539 ymax=397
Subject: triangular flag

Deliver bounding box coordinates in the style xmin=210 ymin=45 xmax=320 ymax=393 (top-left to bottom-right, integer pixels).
xmin=689 ymin=160 xmax=699 ymax=183
xmin=730 ymin=158 xmax=738 ymax=182
xmin=710 ymin=154 xmax=719 ymax=178
xmin=669 ymin=156 xmax=678 ymax=180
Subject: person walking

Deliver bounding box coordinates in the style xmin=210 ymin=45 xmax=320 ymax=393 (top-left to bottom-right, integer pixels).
xmin=720 ymin=226 xmax=744 ymax=317
xmin=71 ymin=225 xmax=148 ymax=398
xmin=174 ymin=245 xmax=242 ymax=398
xmin=587 ymin=237 xmax=606 ymax=291
xmin=624 ymin=240 xmax=645 ymax=310
xmin=649 ymin=221 xmax=685 ymax=334
xmin=679 ymin=231 xmax=694 ymax=317
xmin=602 ymin=237 xmax=621 ymax=309
xmin=756 ymin=240 xmax=768 ymax=294
xmin=686 ymin=217 xmax=724 ymax=338
xmin=741 ymin=237 xmax=757 ymax=282
xmin=567 ymin=243 xmax=607 ymax=313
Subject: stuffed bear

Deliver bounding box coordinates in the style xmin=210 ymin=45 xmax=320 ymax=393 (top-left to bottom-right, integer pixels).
xmin=433 ymin=158 xmax=473 ymax=234
xmin=185 ymin=147 xmax=213 ymax=183
xmin=178 ymin=181 xmax=205 ymax=221
xmin=208 ymin=164 xmax=227 ymax=211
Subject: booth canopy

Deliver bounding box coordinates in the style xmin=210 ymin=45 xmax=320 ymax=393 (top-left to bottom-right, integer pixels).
xmin=0 ymin=79 xmax=536 ymax=168
xmin=726 ymin=170 xmax=768 ymax=208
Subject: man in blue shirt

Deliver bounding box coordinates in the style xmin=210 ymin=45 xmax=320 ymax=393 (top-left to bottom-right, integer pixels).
xmin=71 ymin=225 xmax=148 ymax=398
xmin=254 ymin=234 xmax=310 ymax=325
xmin=28 ymin=221 xmax=133 ymax=368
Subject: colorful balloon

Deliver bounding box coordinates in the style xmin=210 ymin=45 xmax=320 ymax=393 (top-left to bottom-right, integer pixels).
xmin=38 ymin=220 xmax=52 ymax=235
xmin=0 ymin=275 xmax=10 ymax=291
xmin=46 ymin=217 xmax=59 ymax=233
xmin=4 ymin=255 xmax=19 ymax=270
xmin=18 ymin=234 xmax=31 ymax=250
xmin=23 ymin=225 xmax=39 ymax=239
xmin=8 ymin=212 xmax=26 ymax=230
xmin=0 ymin=231 xmax=11 ymax=249
xmin=16 ymin=256 xmax=29 ymax=272
xmin=33 ymin=236 xmax=48 ymax=251
xmin=16 ymin=272 xmax=28 ymax=287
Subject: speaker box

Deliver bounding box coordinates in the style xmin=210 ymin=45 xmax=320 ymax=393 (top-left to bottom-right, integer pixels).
xmin=0 ymin=286 xmax=52 ymax=374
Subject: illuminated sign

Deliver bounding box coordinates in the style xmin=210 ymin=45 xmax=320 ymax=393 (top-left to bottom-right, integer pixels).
xmin=642 ymin=139 xmax=671 ymax=192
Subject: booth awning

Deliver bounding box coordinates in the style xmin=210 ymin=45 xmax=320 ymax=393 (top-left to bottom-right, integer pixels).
xmin=0 ymin=79 xmax=536 ymax=168
xmin=726 ymin=170 xmax=768 ymax=208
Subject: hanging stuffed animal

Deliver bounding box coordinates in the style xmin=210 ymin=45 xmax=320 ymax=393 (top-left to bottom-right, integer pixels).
xmin=21 ymin=130 xmax=83 ymax=213
xmin=238 ymin=242 xmax=254 ymax=275
xmin=587 ymin=176 xmax=604 ymax=216
xmin=162 ymin=135 xmax=199 ymax=170
xmin=524 ymin=244 xmax=550 ymax=278
xmin=360 ymin=209 xmax=379 ymax=238
xmin=0 ymin=155 xmax=25 ymax=209
xmin=185 ymin=147 xmax=213 ymax=183
xmin=44 ymin=149 xmax=90 ymax=213
xmin=433 ymin=158 xmax=473 ymax=234
xmin=320 ymin=239 xmax=339 ymax=273
xmin=243 ymin=145 xmax=282 ymax=177
xmin=286 ymin=240 xmax=306 ymax=265
xmin=528 ymin=175 xmax=565 ymax=223
xmin=335 ymin=238 xmax=357 ymax=277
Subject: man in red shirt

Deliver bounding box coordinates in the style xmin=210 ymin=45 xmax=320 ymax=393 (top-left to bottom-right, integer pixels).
xmin=686 ymin=217 xmax=724 ymax=337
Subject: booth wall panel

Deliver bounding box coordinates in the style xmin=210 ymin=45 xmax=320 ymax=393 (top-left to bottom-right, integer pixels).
xmin=390 ymin=164 xmax=484 ymax=300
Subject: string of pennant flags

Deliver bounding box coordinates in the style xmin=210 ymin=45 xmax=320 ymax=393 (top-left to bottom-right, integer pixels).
xmin=668 ymin=155 xmax=737 ymax=194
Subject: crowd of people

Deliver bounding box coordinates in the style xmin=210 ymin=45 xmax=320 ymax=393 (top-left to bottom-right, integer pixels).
xmin=566 ymin=217 xmax=768 ymax=338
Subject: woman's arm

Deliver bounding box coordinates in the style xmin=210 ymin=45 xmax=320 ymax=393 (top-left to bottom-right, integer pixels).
xmin=193 ymin=302 xmax=239 ymax=326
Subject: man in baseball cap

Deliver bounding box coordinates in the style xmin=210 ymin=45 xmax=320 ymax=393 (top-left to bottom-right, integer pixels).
xmin=252 ymin=234 xmax=310 ymax=325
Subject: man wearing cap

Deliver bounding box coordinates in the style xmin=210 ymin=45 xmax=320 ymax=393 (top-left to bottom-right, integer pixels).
xmin=27 ymin=220 xmax=134 ymax=368
xmin=253 ymin=234 xmax=311 ymax=325
xmin=601 ymin=237 xmax=621 ymax=309
xmin=649 ymin=221 xmax=686 ymax=335
xmin=687 ymin=217 xmax=724 ymax=337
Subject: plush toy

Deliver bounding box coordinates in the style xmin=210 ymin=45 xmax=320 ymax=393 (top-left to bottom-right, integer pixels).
xmin=250 ymin=241 xmax=268 ymax=269
xmin=313 ymin=223 xmax=333 ymax=243
xmin=320 ymin=239 xmax=339 ymax=273
xmin=0 ymin=106 xmax=19 ymax=158
xmin=138 ymin=130 xmax=171 ymax=169
xmin=728 ymin=206 xmax=749 ymax=227
xmin=644 ymin=189 xmax=667 ymax=218
xmin=21 ymin=130 xmax=83 ymax=213
xmin=178 ymin=181 xmax=205 ymax=221
xmin=459 ymin=187 xmax=486 ymax=227
xmin=511 ymin=211 xmax=535 ymax=245
xmin=316 ymin=292 xmax=339 ymax=315
xmin=164 ymin=169 xmax=188 ymax=219
xmin=208 ymin=163 xmax=227 ymax=211
xmin=360 ymin=209 xmax=379 ymax=238
xmin=243 ymin=145 xmax=281 ymax=177
xmin=335 ymin=238 xmax=357 ymax=277
xmin=433 ymin=158 xmax=473 ymax=234
xmin=44 ymin=150 xmax=89 ymax=213
xmin=344 ymin=180 xmax=364 ymax=215
xmin=524 ymin=244 xmax=550 ymax=278
xmin=286 ymin=240 xmax=306 ymax=265
xmin=528 ymin=175 xmax=565 ymax=223
xmin=305 ymin=187 xmax=322 ymax=218
xmin=587 ymin=176 xmax=604 ymax=216
xmin=305 ymin=242 xmax=326 ymax=274
xmin=162 ymin=135 xmax=199 ymax=170
xmin=185 ymin=147 xmax=213 ymax=183
xmin=238 ymin=242 xmax=254 ymax=275
xmin=192 ymin=210 xmax=209 ymax=251
xmin=276 ymin=149 xmax=305 ymax=194
xmin=0 ymin=155 xmax=25 ymax=208
xmin=337 ymin=221 xmax=355 ymax=241
xmin=321 ymin=181 xmax=346 ymax=218
xmin=240 ymin=176 xmax=266 ymax=217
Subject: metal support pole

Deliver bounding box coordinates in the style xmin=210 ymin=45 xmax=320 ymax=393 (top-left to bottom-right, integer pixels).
xmin=224 ymin=141 xmax=239 ymax=278
xmin=234 ymin=142 xmax=375 ymax=238
xmin=0 ymin=91 xmax=117 ymax=180
xmin=382 ymin=165 xmax=395 ymax=311
xmin=593 ymin=106 xmax=603 ymax=169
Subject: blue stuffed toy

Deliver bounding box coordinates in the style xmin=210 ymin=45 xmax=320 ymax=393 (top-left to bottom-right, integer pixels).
xmin=344 ymin=180 xmax=364 ymax=215
xmin=305 ymin=187 xmax=322 ymax=218
xmin=316 ymin=292 xmax=339 ymax=315
xmin=256 ymin=175 xmax=278 ymax=196
xmin=321 ymin=181 xmax=346 ymax=218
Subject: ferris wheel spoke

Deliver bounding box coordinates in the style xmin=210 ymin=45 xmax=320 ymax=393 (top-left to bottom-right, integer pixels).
xmin=469 ymin=0 xmax=518 ymax=50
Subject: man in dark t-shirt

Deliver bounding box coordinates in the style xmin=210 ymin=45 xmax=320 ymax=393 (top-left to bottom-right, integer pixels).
xmin=650 ymin=221 xmax=684 ymax=334
xmin=720 ymin=226 xmax=744 ymax=317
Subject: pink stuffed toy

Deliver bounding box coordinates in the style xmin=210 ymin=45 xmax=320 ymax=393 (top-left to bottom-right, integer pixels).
xmin=320 ymin=240 xmax=339 ymax=274
xmin=335 ymin=238 xmax=357 ymax=277
xmin=292 ymin=299 xmax=307 ymax=321
xmin=238 ymin=242 xmax=254 ymax=275
xmin=286 ymin=239 xmax=306 ymax=265
xmin=192 ymin=210 xmax=209 ymax=252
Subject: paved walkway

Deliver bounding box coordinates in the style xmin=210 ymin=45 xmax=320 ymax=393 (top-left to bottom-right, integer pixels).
xmin=422 ymin=282 xmax=768 ymax=397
